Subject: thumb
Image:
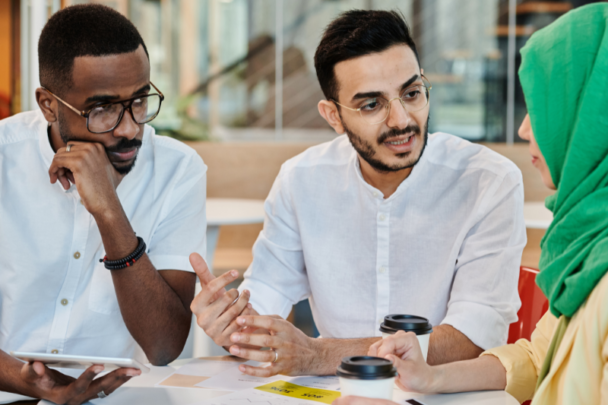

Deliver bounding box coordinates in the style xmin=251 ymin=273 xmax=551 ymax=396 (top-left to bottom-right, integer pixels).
xmin=21 ymin=362 xmax=46 ymax=382
xmin=190 ymin=253 xmax=214 ymax=285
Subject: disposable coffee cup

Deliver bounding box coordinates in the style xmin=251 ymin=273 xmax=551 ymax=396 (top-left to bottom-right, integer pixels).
xmin=380 ymin=314 xmax=433 ymax=361
xmin=336 ymin=356 xmax=397 ymax=400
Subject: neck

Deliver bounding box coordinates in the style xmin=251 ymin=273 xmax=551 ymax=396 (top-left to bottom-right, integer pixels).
xmin=358 ymin=156 xmax=413 ymax=198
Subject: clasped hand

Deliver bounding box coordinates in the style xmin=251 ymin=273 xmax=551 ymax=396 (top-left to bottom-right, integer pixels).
xmin=48 ymin=142 xmax=123 ymax=215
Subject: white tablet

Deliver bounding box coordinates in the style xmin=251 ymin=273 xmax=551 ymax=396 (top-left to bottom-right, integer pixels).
xmin=10 ymin=351 xmax=150 ymax=374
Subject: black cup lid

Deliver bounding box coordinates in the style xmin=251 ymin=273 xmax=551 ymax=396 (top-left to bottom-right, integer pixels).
xmin=379 ymin=314 xmax=433 ymax=335
xmin=336 ymin=356 xmax=397 ymax=380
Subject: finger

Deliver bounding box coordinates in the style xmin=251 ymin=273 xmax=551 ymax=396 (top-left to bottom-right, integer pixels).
xmin=237 ymin=362 xmax=279 ymax=378
xmin=21 ymin=361 xmax=46 ymax=382
xmin=194 ymin=288 xmax=240 ymax=333
xmin=190 ymin=253 xmax=213 ymax=285
xmin=192 ymin=270 xmax=240 ymax=311
xmin=228 ymin=345 xmax=278 ymax=363
xmin=215 ymin=290 xmax=250 ymax=337
xmin=367 ymin=339 xmax=383 ymax=357
xmin=66 ymin=364 xmax=104 ymax=398
xmin=87 ymin=368 xmax=140 ymax=399
xmin=66 ymin=170 xmax=75 ymax=185
xmin=229 ymin=331 xmax=281 ymax=348
xmin=57 ymin=168 xmax=70 ymax=190
xmin=236 ymin=315 xmax=287 ymax=333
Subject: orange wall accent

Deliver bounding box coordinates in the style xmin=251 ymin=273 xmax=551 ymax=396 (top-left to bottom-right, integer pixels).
xmin=0 ymin=0 xmax=12 ymax=118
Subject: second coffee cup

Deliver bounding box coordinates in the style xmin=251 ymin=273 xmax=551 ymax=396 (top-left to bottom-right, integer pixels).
xmin=379 ymin=314 xmax=433 ymax=361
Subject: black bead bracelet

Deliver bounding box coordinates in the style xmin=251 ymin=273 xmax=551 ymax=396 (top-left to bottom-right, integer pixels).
xmin=99 ymin=236 xmax=147 ymax=270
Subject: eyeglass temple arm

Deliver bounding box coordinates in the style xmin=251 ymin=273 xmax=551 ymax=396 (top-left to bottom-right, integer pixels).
xmin=42 ymin=88 xmax=86 ymax=117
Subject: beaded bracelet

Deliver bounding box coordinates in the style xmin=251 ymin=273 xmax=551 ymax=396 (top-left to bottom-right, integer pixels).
xmin=99 ymin=236 xmax=147 ymax=270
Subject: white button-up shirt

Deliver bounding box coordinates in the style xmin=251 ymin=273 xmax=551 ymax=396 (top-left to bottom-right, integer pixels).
xmin=240 ymin=133 xmax=526 ymax=350
xmin=0 ymin=110 xmax=207 ymax=361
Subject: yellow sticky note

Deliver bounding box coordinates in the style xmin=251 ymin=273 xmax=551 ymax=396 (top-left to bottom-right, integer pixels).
xmin=255 ymin=380 xmax=341 ymax=404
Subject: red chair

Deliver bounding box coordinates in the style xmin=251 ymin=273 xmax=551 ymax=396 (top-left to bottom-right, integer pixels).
xmin=508 ymin=266 xmax=549 ymax=344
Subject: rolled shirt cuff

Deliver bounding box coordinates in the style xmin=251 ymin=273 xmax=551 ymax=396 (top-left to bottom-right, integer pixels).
xmin=441 ymin=300 xmax=510 ymax=350
xmin=148 ymin=254 xmax=195 ymax=272
xmin=239 ymin=278 xmax=294 ymax=319
xmin=481 ymin=344 xmax=538 ymax=404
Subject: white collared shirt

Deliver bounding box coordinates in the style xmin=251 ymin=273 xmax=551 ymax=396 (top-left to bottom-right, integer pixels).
xmin=0 ymin=110 xmax=207 ymax=361
xmin=240 ymin=134 xmax=526 ymax=350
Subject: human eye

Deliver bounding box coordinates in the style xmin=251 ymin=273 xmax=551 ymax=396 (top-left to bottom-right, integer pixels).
xmin=402 ymin=87 xmax=422 ymax=100
xmin=91 ymin=103 xmax=115 ymax=114
xmin=360 ymin=98 xmax=382 ymax=112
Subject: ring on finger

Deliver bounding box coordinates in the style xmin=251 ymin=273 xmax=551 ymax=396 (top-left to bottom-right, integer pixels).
xmin=272 ymin=349 xmax=279 ymax=363
xmin=97 ymin=390 xmax=108 ymax=399
xmin=66 ymin=144 xmax=72 ymax=152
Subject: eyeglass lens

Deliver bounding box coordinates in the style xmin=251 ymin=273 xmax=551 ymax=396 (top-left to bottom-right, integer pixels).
xmin=88 ymin=94 xmax=161 ymax=133
xmin=359 ymin=85 xmax=429 ymax=124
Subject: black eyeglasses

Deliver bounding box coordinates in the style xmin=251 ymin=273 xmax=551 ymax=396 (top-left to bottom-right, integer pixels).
xmin=43 ymin=82 xmax=164 ymax=134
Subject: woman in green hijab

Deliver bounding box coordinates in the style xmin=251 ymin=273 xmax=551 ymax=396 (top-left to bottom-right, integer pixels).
xmin=334 ymin=3 xmax=608 ymax=405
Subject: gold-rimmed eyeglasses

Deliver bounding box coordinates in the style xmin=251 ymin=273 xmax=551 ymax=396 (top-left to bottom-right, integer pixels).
xmin=43 ymin=82 xmax=164 ymax=134
xmin=332 ymin=76 xmax=432 ymax=125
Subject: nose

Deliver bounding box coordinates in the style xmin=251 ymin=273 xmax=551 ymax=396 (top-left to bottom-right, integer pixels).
xmin=385 ymin=98 xmax=413 ymax=129
xmin=518 ymin=114 xmax=531 ymax=141
xmin=112 ymin=108 xmax=140 ymax=140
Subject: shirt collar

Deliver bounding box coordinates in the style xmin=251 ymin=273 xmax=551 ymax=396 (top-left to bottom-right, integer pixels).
xmin=350 ymin=139 xmax=429 ymax=201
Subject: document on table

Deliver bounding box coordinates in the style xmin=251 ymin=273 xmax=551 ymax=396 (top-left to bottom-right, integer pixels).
xmin=195 ymin=361 xmax=285 ymax=391
xmin=189 ymin=387 xmax=334 ymax=405
xmin=156 ymin=357 xmax=244 ymax=388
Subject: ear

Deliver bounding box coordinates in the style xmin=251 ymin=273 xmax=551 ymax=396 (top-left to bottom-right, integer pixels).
xmin=318 ymin=100 xmax=345 ymax=134
xmin=35 ymin=87 xmax=57 ymax=124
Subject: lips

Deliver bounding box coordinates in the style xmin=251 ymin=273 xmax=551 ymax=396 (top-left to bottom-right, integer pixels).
xmin=109 ymin=147 xmax=138 ymax=162
xmin=383 ymin=134 xmax=416 ymax=153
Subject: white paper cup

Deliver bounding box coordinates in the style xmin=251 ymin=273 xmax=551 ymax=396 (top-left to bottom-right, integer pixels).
xmin=380 ymin=315 xmax=433 ymax=362
xmin=336 ymin=356 xmax=397 ymax=400
xmin=339 ymin=376 xmax=396 ymax=400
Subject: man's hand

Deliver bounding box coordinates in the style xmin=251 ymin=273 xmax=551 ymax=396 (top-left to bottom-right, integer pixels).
xmin=21 ymin=361 xmax=140 ymax=405
xmin=367 ymin=331 xmax=436 ymax=393
xmin=48 ymin=142 xmax=122 ymax=215
xmin=190 ymin=253 xmax=254 ymax=348
xmin=228 ymin=315 xmax=320 ymax=377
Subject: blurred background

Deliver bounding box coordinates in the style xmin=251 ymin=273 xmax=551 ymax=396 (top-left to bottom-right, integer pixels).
xmin=0 ymin=0 xmax=602 ymax=344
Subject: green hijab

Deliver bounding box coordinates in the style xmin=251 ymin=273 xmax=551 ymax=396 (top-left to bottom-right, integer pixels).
xmin=519 ymin=3 xmax=608 ymax=318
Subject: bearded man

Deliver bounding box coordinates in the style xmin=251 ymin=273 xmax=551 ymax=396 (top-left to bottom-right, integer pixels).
xmin=190 ymin=10 xmax=525 ymax=377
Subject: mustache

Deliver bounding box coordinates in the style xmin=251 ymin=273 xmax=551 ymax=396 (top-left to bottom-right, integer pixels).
xmin=377 ymin=125 xmax=421 ymax=145
xmin=105 ymin=138 xmax=142 ymax=153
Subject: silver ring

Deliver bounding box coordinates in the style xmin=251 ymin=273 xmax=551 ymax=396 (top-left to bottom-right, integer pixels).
xmin=97 ymin=390 xmax=108 ymax=399
xmin=272 ymin=349 xmax=278 ymax=363
xmin=66 ymin=144 xmax=72 ymax=152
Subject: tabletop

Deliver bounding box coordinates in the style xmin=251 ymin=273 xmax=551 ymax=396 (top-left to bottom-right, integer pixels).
xmin=4 ymin=357 xmax=518 ymax=405
xmin=523 ymin=201 xmax=553 ymax=230
xmin=206 ymin=198 xmax=265 ymax=227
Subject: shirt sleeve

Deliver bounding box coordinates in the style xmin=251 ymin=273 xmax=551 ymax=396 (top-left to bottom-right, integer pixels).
xmin=481 ymin=311 xmax=558 ymax=404
xmin=146 ymin=153 xmax=207 ymax=272
xmin=239 ymin=165 xmax=310 ymax=319
xmin=441 ymin=168 xmax=527 ymax=350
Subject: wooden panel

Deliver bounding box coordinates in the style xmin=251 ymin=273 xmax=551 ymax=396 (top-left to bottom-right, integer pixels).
xmin=0 ymin=0 xmax=12 ymax=119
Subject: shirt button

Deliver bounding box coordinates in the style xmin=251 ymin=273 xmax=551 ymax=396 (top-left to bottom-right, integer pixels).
xmin=379 ymin=267 xmax=386 ymax=274
xmin=61 ymin=299 xmax=68 ymax=306
xmin=80 ymin=199 xmax=84 ymax=205
xmin=373 ymin=191 xmax=378 ymax=197
xmin=51 ymin=349 xmax=59 ymax=354
xmin=379 ymin=214 xmax=386 ymax=221
xmin=73 ymin=252 xmax=81 ymax=259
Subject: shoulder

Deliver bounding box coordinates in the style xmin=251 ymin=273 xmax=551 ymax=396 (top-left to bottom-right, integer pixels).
xmin=0 ymin=111 xmax=45 ymax=147
xmin=279 ymin=135 xmax=353 ymax=175
xmin=425 ymin=132 xmax=522 ymax=182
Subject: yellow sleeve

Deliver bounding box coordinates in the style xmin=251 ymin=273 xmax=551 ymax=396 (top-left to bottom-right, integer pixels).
xmin=480 ymin=311 xmax=558 ymax=404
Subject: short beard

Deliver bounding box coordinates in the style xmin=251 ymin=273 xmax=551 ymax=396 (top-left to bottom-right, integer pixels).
xmin=343 ymin=116 xmax=429 ymax=173
xmin=57 ymin=110 xmax=140 ymax=175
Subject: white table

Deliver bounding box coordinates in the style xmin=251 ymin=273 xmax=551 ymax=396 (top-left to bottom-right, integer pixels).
xmin=181 ymin=198 xmax=266 ymax=359
xmin=523 ymin=201 xmax=553 ymax=230
xmin=31 ymin=358 xmax=517 ymax=405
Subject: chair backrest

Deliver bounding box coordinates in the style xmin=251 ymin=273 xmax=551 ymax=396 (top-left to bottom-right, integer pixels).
xmin=507 ymin=266 xmax=549 ymax=344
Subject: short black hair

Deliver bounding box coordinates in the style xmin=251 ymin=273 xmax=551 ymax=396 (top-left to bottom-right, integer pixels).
xmin=314 ymin=10 xmax=419 ymax=102
xmin=38 ymin=4 xmax=148 ymax=95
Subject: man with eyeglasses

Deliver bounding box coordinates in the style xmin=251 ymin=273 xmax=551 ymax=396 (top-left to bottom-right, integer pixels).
xmin=191 ymin=10 xmax=526 ymax=377
xmin=0 ymin=5 xmax=206 ymax=404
